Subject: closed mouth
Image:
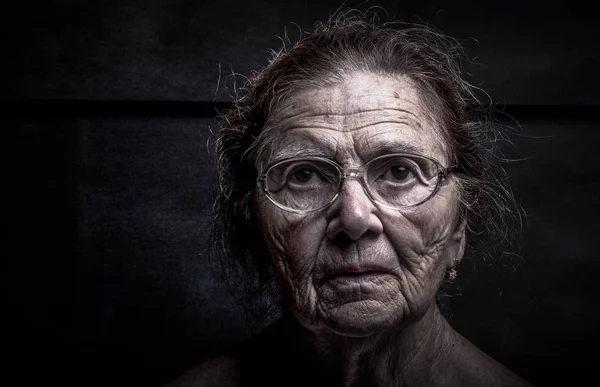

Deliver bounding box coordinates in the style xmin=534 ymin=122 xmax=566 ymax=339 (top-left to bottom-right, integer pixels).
xmin=335 ymin=270 xmax=379 ymax=277
xmin=323 ymin=267 xmax=389 ymax=282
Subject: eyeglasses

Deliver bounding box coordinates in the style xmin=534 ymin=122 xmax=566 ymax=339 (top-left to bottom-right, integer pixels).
xmin=257 ymin=153 xmax=455 ymax=214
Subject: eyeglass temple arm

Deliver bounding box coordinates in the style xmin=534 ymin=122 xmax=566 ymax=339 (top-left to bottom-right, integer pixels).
xmin=442 ymin=164 xmax=459 ymax=179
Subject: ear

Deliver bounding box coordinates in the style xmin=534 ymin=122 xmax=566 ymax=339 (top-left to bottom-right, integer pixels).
xmin=448 ymin=218 xmax=467 ymax=268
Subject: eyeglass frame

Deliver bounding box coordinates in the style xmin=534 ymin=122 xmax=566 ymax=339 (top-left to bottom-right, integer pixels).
xmin=256 ymin=153 xmax=457 ymax=214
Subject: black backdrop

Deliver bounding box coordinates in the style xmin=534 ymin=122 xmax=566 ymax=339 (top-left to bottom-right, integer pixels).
xmin=7 ymin=0 xmax=600 ymax=386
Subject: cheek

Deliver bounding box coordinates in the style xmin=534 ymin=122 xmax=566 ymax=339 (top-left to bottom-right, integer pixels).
xmin=414 ymin=182 xmax=460 ymax=242
xmin=384 ymin=187 xmax=460 ymax=283
xmin=256 ymin=195 xmax=327 ymax=289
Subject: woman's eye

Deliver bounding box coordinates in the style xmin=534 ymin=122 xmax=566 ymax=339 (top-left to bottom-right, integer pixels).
xmin=289 ymin=167 xmax=318 ymax=184
xmin=385 ymin=165 xmax=414 ymax=182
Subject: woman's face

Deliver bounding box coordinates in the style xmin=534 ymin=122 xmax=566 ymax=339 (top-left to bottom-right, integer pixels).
xmin=254 ymin=72 xmax=466 ymax=337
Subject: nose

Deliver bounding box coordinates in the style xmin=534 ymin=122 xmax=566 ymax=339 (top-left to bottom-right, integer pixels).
xmin=326 ymin=178 xmax=384 ymax=242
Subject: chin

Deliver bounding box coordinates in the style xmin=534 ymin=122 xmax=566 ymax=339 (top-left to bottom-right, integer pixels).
xmin=317 ymin=300 xmax=403 ymax=337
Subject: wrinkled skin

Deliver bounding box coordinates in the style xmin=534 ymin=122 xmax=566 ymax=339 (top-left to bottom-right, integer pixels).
xmin=165 ymin=72 xmax=533 ymax=387
xmin=254 ymin=72 xmax=466 ymax=337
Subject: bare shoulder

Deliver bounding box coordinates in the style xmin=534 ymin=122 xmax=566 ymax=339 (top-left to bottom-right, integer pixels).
xmin=445 ymin=332 xmax=534 ymax=387
xmin=162 ymin=355 xmax=242 ymax=387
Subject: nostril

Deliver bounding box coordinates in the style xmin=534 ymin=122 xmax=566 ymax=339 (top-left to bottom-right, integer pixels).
xmin=333 ymin=231 xmax=353 ymax=248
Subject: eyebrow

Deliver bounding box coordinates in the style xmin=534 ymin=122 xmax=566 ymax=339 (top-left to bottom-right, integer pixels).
xmin=270 ymin=131 xmax=337 ymax=162
xmin=362 ymin=141 xmax=426 ymax=160
xmin=272 ymin=143 xmax=334 ymax=162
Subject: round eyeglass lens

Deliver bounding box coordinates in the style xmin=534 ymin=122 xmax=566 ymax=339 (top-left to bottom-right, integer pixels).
xmin=265 ymin=158 xmax=341 ymax=212
xmin=365 ymin=154 xmax=440 ymax=207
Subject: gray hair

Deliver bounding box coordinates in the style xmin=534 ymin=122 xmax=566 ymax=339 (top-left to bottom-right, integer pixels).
xmin=210 ymin=12 xmax=519 ymax=328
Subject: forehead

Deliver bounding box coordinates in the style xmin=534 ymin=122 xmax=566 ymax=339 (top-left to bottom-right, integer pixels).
xmin=262 ymin=72 xmax=447 ymax=166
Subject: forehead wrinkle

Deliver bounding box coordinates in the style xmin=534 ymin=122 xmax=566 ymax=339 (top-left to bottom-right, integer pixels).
xmin=278 ymin=124 xmax=339 ymax=133
xmin=352 ymin=122 xmax=447 ymax=163
xmin=281 ymin=120 xmax=417 ymax=135
xmin=271 ymin=86 xmax=425 ymax=125
xmin=274 ymin=106 xmax=421 ymax=120
xmin=273 ymin=109 xmax=424 ymax=135
xmin=356 ymin=136 xmax=428 ymax=160
xmin=262 ymin=73 xmax=448 ymax=166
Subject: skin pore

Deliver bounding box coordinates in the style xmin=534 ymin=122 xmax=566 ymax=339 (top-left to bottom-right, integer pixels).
xmin=254 ymin=72 xmax=467 ymax=385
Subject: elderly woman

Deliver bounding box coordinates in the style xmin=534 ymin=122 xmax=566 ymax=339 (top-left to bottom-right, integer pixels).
xmin=167 ymin=14 xmax=531 ymax=387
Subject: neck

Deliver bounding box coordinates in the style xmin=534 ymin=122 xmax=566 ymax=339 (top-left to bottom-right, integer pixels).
xmin=283 ymin=305 xmax=455 ymax=387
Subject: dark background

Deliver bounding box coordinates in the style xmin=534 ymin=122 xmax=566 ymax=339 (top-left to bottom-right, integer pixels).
xmin=7 ymin=0 xmax=599 ymax=386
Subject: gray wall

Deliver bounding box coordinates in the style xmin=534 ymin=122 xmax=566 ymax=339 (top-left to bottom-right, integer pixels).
xmin=8 ymin=0 xmax=599 ymax=386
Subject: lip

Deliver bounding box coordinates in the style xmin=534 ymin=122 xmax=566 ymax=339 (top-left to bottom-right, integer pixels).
xmin=327 ymin=271 xmax=391 ymax=285
xmin=322 ymin=265 xmax=391 ymax=283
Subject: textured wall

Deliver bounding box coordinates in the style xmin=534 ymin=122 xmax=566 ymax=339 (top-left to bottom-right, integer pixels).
xmin=8 ymin=0 xmax=599 ymax=104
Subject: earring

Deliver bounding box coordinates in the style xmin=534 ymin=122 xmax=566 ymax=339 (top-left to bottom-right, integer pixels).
xmin=446 ymin=259 xmax=459 ymax=281
xmin=447 ymin=268 xmax=457 ymax=281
